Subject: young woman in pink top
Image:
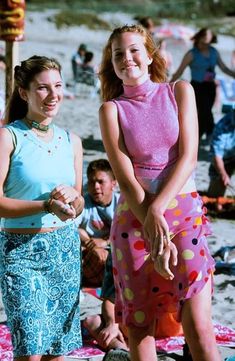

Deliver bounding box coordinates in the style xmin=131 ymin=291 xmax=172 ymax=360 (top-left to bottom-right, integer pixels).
xmin=99 ymin=25 xmax=220 ymax=361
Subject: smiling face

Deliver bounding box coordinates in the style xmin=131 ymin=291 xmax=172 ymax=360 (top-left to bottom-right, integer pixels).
xmin=111 ymin=32 xmax=152 ymax=86
xmin=19 ymin=69 xmax=63 ymax=122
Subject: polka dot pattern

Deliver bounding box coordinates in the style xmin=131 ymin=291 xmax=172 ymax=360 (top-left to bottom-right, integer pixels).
xmin=133 ymin=240 xmax=145 ymax=250
xmin=111 ymin=193 xmax=215 ymax=328
xmin=192 ymin=238 xmax=198 ymax=245
xmin=134 ymin=311 xmax=145 ymax=323
xmin=167 ymin=198 xmax=178 ymax=209
xmin=124 ymin=288 xmax=134 ymax=301
xmin=182 ymin=249 xmax=194 ymax=260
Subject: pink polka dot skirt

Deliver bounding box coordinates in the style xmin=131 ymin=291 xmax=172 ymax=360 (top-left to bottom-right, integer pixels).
xmin=110 ymin=192 xmax=215 ymax=327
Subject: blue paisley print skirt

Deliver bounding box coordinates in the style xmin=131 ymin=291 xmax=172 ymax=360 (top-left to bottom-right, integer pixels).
xmin=0 ymin=223 xmax=82 ymax=357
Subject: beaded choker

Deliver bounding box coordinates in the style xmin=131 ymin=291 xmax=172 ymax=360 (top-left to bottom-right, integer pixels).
xmin=24 ymin=117 xmax=51 ymax=132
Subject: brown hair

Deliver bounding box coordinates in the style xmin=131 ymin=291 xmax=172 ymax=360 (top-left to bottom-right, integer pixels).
xmin=99 ymin=24 xmax=167 ymax=102
xmin=191 ymin=28 xmax=217 ymax=47
xmin=87 ymin=158 xmax=115 ymax=180
xmin=5 ymin=55 xmax=61 ymax=124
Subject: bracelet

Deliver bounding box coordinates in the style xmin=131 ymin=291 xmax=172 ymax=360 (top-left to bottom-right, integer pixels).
xmin=43 ymin=198 xmax=54 ymax=214
xmin=74 ymin=194 xmax=84 ymax=215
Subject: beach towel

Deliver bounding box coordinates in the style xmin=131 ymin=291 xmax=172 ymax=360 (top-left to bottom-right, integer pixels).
xmin=1 ymin=322 xmax=235 ymax=359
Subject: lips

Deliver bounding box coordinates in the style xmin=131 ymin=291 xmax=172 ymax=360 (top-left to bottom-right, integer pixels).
xmin=43 ymin=102 xmax=57 ymax=110
xmin=123 ymin=64 xmax=136 ymax=70
xmin=93 ymin=192 xmax=102 ymax=197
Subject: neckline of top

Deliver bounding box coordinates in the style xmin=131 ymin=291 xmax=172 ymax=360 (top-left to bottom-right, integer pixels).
xmin=19 ymin=119 xmax=55 ymax=145
xmin=122 ymin=78 xmax=157 ymax=98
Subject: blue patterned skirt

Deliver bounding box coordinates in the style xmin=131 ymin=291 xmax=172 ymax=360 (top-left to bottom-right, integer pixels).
xmin=0 ymin=223 xmax=82 ymax=356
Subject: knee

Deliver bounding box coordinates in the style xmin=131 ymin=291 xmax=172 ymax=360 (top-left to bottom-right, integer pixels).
xmin=83 ymin=315 xmax=100 ymax=329
xmin=128 ymin=322 xmax=155 ymax=341
xmin=184 ymin=319 xmax=215 ymax=347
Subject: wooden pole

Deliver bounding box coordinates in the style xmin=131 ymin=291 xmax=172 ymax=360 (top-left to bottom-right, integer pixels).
xmin=5 ymin=41 xmax=19 ymax=105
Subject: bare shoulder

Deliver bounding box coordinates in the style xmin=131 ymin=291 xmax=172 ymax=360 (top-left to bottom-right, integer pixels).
xmin=174 ymin=80 xmax=194 ymax=98
xmin=69 ymin=131 xmax=82 ymax=149
xmin=0 ymin=127 xmax=14 ymax=151
xmin=99 ymin=101 xmax=117 ymax=118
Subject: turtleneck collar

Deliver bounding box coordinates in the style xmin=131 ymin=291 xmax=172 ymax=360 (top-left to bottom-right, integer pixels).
xmin=122 ymin=77 xmax=156 ymax=98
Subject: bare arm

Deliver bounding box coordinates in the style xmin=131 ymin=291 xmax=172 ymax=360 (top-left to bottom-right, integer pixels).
xmin=78 ymin=228 xmax=109 ymax=248
xmin=0 ymin=128 xmax=46 ymax=217
xmin=217 ymin=52 xmax=235 ymax=78
xmin=99 ymin=102 xmax=149 ymax=224
xmin=144 ymin=81 xmax=198 ymax=256
xmin=98 ymin=298 xmax=125 ymax=348
xmin=213 ymin=155 xmax=231 ymax=186
xmin=170 ymin=51 xmax=193 ymax=82
xmin=100 ymin=101 xmax=178 ymax=280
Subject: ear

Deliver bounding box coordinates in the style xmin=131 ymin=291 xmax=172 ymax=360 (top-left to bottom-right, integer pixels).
xmin=147 ymin=56 xmax=153 ymax=65
xmin=111 ymin=180 xmax=117 ymax=190
xmin=18 ymin=87 xmax=28 ymax=102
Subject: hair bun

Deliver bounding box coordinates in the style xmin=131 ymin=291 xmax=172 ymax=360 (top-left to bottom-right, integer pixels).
xmin=14 ymin=65 xmax=21 ymax=75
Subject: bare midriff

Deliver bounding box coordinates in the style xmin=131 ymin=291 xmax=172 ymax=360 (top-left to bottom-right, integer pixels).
xmin=2 ymin=227 xmax=61 ymax=234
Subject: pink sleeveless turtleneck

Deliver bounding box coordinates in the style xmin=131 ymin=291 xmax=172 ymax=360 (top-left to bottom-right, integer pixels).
xmin=112 ymin=79 xmax=183 ymax=188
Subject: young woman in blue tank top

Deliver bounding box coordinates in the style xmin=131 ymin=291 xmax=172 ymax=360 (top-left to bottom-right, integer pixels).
xmin=171 ymin=28 xmax=235 ymax=139
xmin=0 ymin=56 xmax=84 ymax=360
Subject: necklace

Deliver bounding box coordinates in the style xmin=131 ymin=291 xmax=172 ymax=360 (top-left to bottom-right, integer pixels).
xmin=24 ymin=117 xmax=51 ymax=132
xmin=32 ymin=128 xmax=50 ymax=138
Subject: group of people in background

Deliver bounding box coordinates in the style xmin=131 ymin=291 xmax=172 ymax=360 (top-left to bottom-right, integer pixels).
xmin=0 ymin=17 xmax=234 ymax=361
xmin=71 ymin=43 xmax=100 ymax=95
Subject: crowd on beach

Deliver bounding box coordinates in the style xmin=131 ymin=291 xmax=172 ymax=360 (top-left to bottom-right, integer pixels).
xmin=0 ymin=15 xmax=235 ymax=361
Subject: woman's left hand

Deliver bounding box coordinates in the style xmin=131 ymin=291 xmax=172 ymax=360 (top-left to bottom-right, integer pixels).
xmin=153 ymin=242 xmax=178 ymax=280
xmin=143 ymin=202 xmax=178 ymax=279
xmin=50 ymin=184 xmax=79 ymax=204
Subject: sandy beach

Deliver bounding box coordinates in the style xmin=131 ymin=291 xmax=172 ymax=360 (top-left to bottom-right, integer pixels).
xmin=0 ymin=8 xmax=235 ymax=361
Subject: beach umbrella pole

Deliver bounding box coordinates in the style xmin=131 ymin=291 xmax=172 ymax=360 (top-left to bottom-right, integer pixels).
xmin=0 ymin=0 xmax=25 ymax=108
xmin=5 ymin=42 xmax=19 ymax=104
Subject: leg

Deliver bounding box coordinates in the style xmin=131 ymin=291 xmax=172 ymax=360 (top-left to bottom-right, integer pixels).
xmin=181 ymin=276 xmax=221 ymax=361
xmin=128 ymin=319 xmax=157 ymax=361
xmin=83 ymin=315 xmax=105 ymax=341
xmin=15 ymin=355 xmax=64 ymax=361
xmin=42 ymin=357 xmax=64 ymax=361
xmin=15 ymin=357 xmax=42 ymax=361
xmin=208 ymin=177 xmax=226 ymax=198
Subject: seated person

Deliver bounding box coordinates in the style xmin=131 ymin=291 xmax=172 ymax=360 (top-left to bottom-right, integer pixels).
xmin=77 ymin=159 xmax=119 ymax=287
xmin=84 ymin=249 xmax=183 ymax=360
xmin=207 ymin=110 xmax=235 ymax=198
xmin=71 ymin=43 xmax=87 ymax=81
xmin=84 ymin=250 xmax=129 ymax=360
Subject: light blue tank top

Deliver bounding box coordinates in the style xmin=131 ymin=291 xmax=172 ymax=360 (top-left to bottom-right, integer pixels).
xmin=190 ymin=46 xmax=218 ymax=83
xmin=1 ymin=120 xmax=76 ymax=228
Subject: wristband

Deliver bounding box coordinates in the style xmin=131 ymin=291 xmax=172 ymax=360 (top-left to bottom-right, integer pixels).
xmin=43 ymin=198 xmax=54 ymax=214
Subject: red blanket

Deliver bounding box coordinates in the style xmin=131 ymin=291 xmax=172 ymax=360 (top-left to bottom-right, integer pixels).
xmin=0 ymin=323 xmax=235 ymax=360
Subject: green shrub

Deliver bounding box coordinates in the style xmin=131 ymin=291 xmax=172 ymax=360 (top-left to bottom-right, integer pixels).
xmin=50 ymin=10 xmax=111 ymax=30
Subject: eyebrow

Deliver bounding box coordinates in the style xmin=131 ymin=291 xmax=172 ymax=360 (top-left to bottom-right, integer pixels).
xmin=35 ymin=80 xmax=62 ymax=86
xmin=113 ymin=43 xmax=139 ymax=52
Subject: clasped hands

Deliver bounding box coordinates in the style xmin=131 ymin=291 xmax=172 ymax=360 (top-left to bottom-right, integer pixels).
xmin=47 ymin=184 xmax=84 ymax=221
xmin=144 ymin=205 xmax=178 ymax=280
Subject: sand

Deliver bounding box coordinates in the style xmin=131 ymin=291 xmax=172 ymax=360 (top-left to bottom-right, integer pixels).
xmin=0 ymin=8 xmax=235 ymax=361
